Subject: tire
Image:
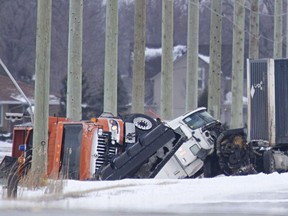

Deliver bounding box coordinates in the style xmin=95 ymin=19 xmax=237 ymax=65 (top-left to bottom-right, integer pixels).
xmin=124 ymin=113 xmax=158 ymax=139
xmin=203 ymin=154 xmax=220 ymax=178
xmin=263 ymin=150 xmax=275 ymax=174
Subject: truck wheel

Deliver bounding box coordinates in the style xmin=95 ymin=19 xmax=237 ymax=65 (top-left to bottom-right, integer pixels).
xmin=263 ymin=150 xmax=275 ymax=174
xmin=124 ymin=113 xmax=157 ymax=138
xmin=7 ymin=173 xmax=19 ymax=198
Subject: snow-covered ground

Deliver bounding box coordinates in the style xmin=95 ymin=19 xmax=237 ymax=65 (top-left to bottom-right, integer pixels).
xmin=1 ymin=140 xmax=288 ymax=215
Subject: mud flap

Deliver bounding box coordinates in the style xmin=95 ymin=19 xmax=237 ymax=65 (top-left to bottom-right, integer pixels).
xmin=262 ymin=150 xmax=275 ymax=174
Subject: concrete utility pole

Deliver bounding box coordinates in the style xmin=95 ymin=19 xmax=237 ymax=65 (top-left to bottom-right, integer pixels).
xmin=186 ymin=0 xmax=199 ymax=112
xmin=230 ymin=0 xmax=245 ymax=129
xmin=274 ymin=0 xmax=283 ymax=59
xmin=208 ymin=0 xmax=222 ymax=120
xmin=161 ymin=0 xmax=174 ymax=120
xmin=104 ymin=0 xmax=118 ymax=116
xmin=31 ymin=0 xmax=52 ymax=185
xmin=287 ymin=2 xmax=288 ymax=58
xmin=249 ymin=0 xmax=259 ymax=59
xmin=67 ymin=0 xmax=83 ymax=121
xmin=132 ymin=0 xmax=146 ymax=113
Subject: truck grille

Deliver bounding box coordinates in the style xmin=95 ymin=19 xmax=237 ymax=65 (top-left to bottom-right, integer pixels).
xmin=95 ymin=132 xmax=117 ymax=172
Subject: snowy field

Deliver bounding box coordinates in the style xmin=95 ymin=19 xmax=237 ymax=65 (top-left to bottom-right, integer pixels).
xmin=1 ymin=140 xmax=288 ymax=215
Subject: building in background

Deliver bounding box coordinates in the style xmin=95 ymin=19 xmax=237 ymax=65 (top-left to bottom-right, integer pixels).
xmin=150 ymin=51 xmax=211 ymax=118
xmin=0 ymin=75 xmax=60 ymax=135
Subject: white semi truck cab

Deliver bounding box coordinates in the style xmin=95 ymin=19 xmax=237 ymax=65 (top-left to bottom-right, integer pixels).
xmin=98 ymin=107 xmax=255 ymax=180
xmin=156 ymin=107 xmax=223 ymax=179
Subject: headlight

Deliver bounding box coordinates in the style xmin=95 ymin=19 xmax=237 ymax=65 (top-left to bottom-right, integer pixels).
xmin=111 ymin=125 xmax=118 ymax=131
xmin=109 ymin=119 xmax=119 ymax=143
xmin=98 ymin=128 xmax=103 ymax=136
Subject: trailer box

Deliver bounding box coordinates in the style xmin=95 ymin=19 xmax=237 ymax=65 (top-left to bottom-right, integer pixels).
xmin=247 ymin=58 xmax=288 ymax=147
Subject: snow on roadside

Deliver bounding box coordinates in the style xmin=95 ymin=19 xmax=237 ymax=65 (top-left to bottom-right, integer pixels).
xmin=0 ymin=172 xmax=288 ymax=214
xmin=1 ymin=139 xmax=288 ymax=214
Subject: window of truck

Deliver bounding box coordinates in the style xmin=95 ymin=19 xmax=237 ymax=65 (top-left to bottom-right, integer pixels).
xmin=60 ymin=124 xmax=83 ymax=180
xmin=183 ymin=110 xmax=216 ymax=130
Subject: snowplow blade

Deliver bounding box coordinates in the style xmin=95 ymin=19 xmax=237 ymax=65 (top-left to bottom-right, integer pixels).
xmin=98 ymin=123 xmax=178 ymax=180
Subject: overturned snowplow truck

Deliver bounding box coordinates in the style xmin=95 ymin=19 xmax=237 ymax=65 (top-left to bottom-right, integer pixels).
xmin=0 ymin=107 xmax=273 ymax=197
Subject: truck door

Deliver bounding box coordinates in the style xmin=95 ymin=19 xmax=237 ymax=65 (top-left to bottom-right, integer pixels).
xmin=248 ymin=60 xmax=269 ymax=141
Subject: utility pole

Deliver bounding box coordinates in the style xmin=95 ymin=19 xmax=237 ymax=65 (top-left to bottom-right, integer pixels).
xmin=161 ymin=0 xmax=174 ymax=120
xmin=208 ymin=0 xmax=222 ymax=120
xmin=287 ymin=1 xmax=288 ymax=58
xmin=286 ymin=1 xmax=288 ymax=58
xmin=249 ymin=0 xmax=259 ymax=59
xmin=67 ymin=0 xmax=83 ymax=121
xmin=274 ymin=0 xmax=283 ymax=59
xmin=230 ymin=0 xmax=245 ymax=129
xmin=104 ymin=0 xmax=118 ymax=116
xmin=31 ymin=0 xmax=52 ymax=186
xmin=132 ymin=0 xmax=146 ymax=113
xmin=186 ymin=0 xmax=199 ymax=112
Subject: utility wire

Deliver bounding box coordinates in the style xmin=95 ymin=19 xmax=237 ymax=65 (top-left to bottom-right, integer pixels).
xmin=191 ymin=0 xmax=286 ymax=45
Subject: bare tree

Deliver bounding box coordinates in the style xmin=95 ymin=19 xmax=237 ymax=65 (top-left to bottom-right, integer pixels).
xmin=50 ymin=0 xmax=69 ymax=95
xmin=0 ymin=0 xmax=37 ymax=81
xmin=146 ymin=0 xmax=162 ymax=45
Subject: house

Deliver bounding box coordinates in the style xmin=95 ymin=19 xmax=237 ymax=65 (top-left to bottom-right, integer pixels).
xmin=149 ymin=49 xmax=247 ymax=126
xmin=124 ymin=44 xmax=236 ymax=124
xmin=149 ymin=52 xmax=220 ymax=119
xmin=0 ymin=75 xmax=60 ymax=134
xmin=124 ymin=45 xmax=190 ymax=115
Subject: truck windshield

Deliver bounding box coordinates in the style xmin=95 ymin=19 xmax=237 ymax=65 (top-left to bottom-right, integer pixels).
xmin=183 ymin=110 xmax=216 ymax=130
xmin=60 ymin=124 xmax=83 ymax=180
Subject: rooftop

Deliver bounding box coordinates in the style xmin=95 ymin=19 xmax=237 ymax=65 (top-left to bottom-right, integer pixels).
xmin=0 ymin=74 xmax=34 ymax=104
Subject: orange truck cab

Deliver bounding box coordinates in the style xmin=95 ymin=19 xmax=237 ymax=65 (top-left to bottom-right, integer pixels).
xmin=51 ymin=117 xmax=125 ymax=180
xmin=2 ymin=116 xmax=126 ymax=181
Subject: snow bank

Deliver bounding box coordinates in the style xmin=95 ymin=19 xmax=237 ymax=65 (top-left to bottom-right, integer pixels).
xmin=1 ymin=173 xmax=288 ymax=214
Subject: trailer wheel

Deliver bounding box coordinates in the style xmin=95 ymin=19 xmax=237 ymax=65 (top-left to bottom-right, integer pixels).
xmin=124 ymin=113 xmax=157 ymax=138
xmin=263 ymin=150 xmax=275 ymax=174
xmin=7 ymin=173 xmax=19 ymax=198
